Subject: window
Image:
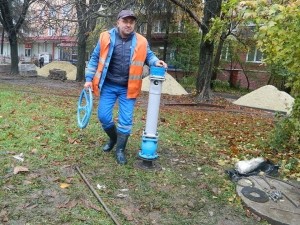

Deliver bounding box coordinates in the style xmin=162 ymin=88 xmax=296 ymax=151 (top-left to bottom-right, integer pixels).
xmin=25 ymin=49 xmax=31 ymax=57
xmin=166 ymin=49 xmax=175 ymax=62
xmin=62 ymin=5 xmax=71 ymax=17
xmin=153 ymin=20 xmax=166 ymax=33
xmin=40 ymin=9 xmax=45 ymax=17
xmin=178 ymin=21 xmax=184 ymax=32
xmin=61 ymin=26 xmax=69 ymax=36
xmin=221 ymin=45 xmax=231 ymax=61
xmin=50 ymin=7 xmax=56 ymax=17
xmin=246 ymin=47 xmax=263 ymax=62
xmin=48 ymin=27 xmax=56 ymax=36
xmin=138 ymin=23 xmax=147 ymax=34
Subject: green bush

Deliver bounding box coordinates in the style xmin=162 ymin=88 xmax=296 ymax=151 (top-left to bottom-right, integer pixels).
xmin=268 ymin=116 xmax=294 ymax=151
xmin=211 ymin=79 xmax=249 ymax=95
xmin=179 ymin=75 xmax=197 ymax=91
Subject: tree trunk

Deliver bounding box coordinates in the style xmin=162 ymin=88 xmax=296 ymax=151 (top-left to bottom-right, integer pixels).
xmin=74 ymin=0 xmax=102 ymax=82
xmin=196 ymin=36 xmax=214 ymax=101
xmin=76 ymin=33 xmax=86 ymax=82
xmin=196 ymin=0 xmax=222 ymax=101
xmin=8 ymin=31 xmax=19 ymax=74
xmin=145 ymin=0 xmax=153 ymax=46
xmin=1 ymin=29 xmax=4 ymax=55
xmin=163 ymin=2 xmax=172 ymax=62
xmin=212 ymin=32 xmax=226 ymax=82
xmin=75 ymin=0 xmax=89 ymax=82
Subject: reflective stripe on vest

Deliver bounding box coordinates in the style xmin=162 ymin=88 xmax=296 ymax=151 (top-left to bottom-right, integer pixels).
xmin=92 ymin=31 xmax=147 ymax=98
xmin=92 ymin=32 xmax=110 ymax=96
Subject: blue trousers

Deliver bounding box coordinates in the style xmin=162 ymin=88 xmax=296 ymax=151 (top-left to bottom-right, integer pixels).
xmin=98 ymin=81 xmax=136 ymax=135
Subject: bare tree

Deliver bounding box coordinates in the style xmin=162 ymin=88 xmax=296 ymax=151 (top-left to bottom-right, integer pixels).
xmin=0 ymin=0 xmax=38 ymax=74
xmin=75 ymin=0 xmax=102 ymax=82
xmin=168 ymin=0 xmax=222 ymax=101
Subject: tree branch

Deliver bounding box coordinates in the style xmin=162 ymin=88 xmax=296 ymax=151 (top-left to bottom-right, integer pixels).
xmin=167 ymin=0 xmax=203 ymax=27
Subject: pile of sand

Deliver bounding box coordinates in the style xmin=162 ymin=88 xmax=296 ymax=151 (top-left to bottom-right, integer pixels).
xmin=141 ymin=73 xmax=188 ymax=96
xmin=36 ymin=61 xmax=77 ymax=80
xmin=233 ymin=85 xmax=294 ymax=114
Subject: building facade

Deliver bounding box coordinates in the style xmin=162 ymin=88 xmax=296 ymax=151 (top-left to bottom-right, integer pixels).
xmin=0 ymin=0 xmax=77 ymax=64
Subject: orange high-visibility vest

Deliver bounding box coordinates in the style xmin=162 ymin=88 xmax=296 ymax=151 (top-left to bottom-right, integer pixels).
xmin=92 ymin=31 xmax=147 ymax=98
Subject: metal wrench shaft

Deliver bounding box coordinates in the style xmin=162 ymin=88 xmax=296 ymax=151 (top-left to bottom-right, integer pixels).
xmin=260 ymin=175 xmax=275 ymax=189
xmin=282 ymin=192 xmax=300 ymax=208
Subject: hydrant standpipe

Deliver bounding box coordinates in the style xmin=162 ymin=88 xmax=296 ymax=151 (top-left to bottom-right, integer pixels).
xmin=137 ymin=66 xmax=166 ymax=169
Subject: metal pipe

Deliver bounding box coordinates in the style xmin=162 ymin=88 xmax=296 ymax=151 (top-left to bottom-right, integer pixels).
xmin=139 ymin=66 xmax=166 ymax=161
xmin=75 ymin=166 xmax=121 ymax=225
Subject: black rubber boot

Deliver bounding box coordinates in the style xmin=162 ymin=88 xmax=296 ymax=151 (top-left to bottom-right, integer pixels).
xmin=115 ymin=133 xmax=129 ymax=165
xmin=102 ymin=125 xmax=117 ymax=152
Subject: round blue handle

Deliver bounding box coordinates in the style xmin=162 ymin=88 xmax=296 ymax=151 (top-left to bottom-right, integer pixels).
xmin=77 ymin=88 xmax=93 ymax=129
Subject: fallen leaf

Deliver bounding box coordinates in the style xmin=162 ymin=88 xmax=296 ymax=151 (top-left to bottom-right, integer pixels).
xmin=23 ymin=180 xmax=32 ymax=185
xmin=60 ymin=183 xmax=70 ymax=189
xmin=13 ymin=166 xmax=29 ymax=174
xmin=217 ymin=159 xmax=227 ymax=166
xmin=66 ymin=199 xmax=78 ymax=209
xmin=81 ymin=199 xmax=102 ymax=212
xmin=57 ymin=199 xmax=77 ymax=209
xmin=121 ymin=208 xmax=134 ymax=221
xmin=31 ymin=148 xmax=38 ymax=154
xmin=0 ymin=209 xmax=9 ymax=222
xmin=68 ymin=137 xmax=80 ymax=144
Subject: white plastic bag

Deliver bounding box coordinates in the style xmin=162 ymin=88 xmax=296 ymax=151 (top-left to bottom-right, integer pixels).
xmin=235 ymin=157 xmax=265 ymax=174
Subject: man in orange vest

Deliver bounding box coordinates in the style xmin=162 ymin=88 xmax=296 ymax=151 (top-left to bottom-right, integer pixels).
xmin=84 ymin=9 xmax=167 ymax=165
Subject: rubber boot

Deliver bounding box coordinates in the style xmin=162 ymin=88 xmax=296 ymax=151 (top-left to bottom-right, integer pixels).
xmin=102 ymin=125 xmax=117 ymax=152
xmin=115 ymin=133 xmax=129 ymax=165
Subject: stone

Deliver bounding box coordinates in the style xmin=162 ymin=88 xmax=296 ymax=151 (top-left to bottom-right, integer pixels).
xmin=48 ymin=69 xmax=67 ymax=81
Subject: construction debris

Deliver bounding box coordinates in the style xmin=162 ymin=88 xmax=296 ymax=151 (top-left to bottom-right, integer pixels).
xmin=49 ymin=69 xmax=67 ymax=81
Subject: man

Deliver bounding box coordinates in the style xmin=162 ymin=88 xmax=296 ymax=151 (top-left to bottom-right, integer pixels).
xmin=39 ymin=56 xmax=44 ymax=68
xmin=84 ymin=9 xmax=167 ymax=165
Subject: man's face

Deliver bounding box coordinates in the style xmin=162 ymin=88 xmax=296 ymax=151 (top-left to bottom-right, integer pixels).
xmin=117 ymin=17 xmax=136 ymax=38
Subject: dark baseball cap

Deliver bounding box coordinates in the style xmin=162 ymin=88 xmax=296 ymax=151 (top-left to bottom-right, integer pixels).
xmin=117 ymin=10 xmax=136 ymax=20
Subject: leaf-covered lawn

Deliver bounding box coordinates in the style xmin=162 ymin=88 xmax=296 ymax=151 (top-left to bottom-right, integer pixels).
xmin=0 ymin=80 xmax=298 ymax=225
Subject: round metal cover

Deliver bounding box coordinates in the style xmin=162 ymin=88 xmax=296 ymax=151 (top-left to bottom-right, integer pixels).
xmin=241 ymin=186 xmax=269 ymax=203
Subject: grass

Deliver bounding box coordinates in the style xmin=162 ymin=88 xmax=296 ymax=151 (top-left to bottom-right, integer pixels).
xmin=0 ymin=82 xmax=279 ymax=224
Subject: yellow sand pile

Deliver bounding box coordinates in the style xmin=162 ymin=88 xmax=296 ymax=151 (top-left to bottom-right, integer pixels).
xmin=142 ymin=73 xmax=188 ymax=95
xmin=233 ymin=85 xmax=294 ymax=114
xmin=36 ymin=61 xmax=77 ymax=80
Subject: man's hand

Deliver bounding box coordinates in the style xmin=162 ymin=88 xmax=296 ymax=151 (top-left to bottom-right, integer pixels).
xmin=84 ymin=81 xmax=92 ymax=89
xmin=155 ymin=60 xmax=168 ymax=68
